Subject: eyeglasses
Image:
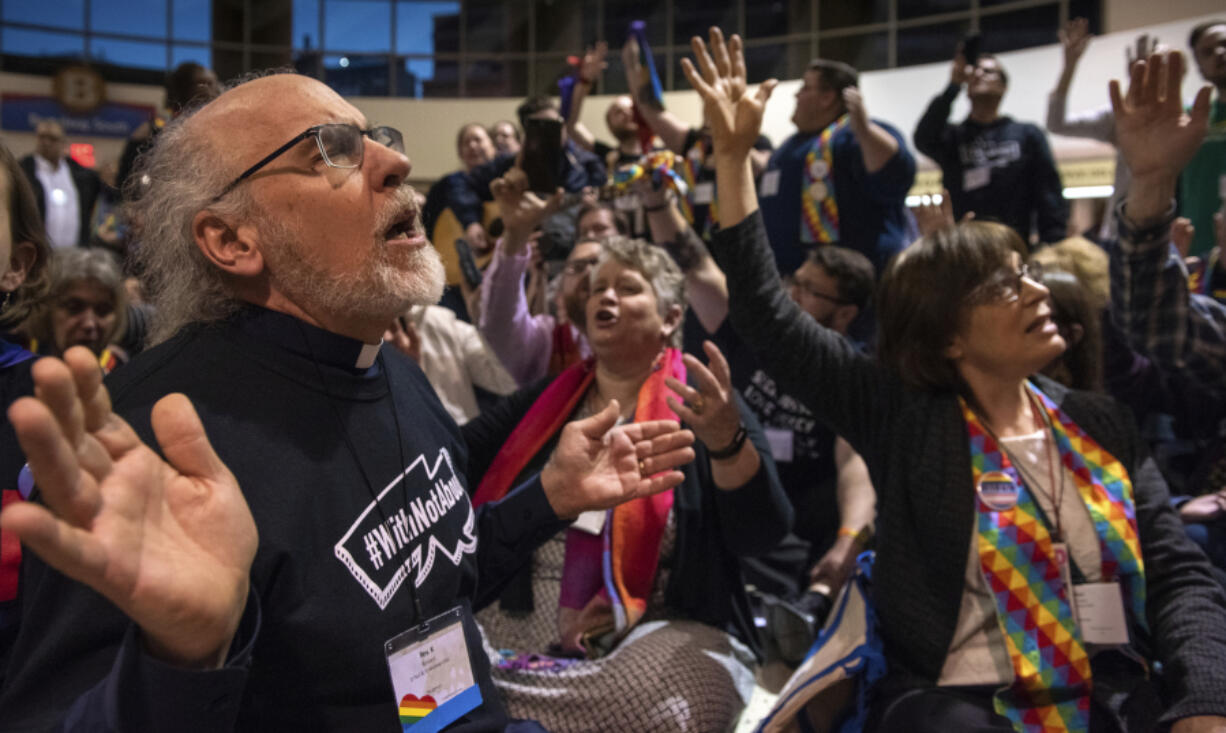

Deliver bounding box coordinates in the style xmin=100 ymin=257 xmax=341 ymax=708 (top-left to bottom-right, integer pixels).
xmin=212 ymin=123 xmax=404 ymax=201
xmin=562 ymin=256 xmax=600 ymax=277
xmin=789 ymin=277 xmax=847 ymax=305
xmin=971 ymin=261 xmax=1044 ymax=304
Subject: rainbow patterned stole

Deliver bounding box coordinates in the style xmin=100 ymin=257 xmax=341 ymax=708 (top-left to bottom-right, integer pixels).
xmin=679 ymin=139 xmax=715 ymax=235
xmin=1033 ymin=388 xmax=1146 ymax=629
xmin=960 ymin=384 xmax=1146 ymax=733
xmin=800 ymin=114 xmax=847 ymax=245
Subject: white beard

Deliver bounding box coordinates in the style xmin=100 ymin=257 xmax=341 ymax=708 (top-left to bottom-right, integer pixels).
xmin=260 ymin=213 xmax=444 ymax=326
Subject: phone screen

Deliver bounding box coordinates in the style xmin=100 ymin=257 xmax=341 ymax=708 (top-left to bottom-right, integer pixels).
xmin=962 ymin=33 xmax=982 ymax=66
xmin=521 ymin=117 xmax=563 ymax=194
xmin=454 ymin=237 xmax=483 ymax=288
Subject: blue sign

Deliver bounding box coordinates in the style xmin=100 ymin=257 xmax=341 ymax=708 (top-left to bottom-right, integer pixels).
xmin=1 ymin=94 xmax=155 ymax=138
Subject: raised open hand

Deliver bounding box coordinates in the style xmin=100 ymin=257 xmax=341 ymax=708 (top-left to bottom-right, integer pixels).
xmin=1 ymin=347 xmax=257 ymax=668
xmin=680 ymin=27 xmax=777 ymax=162
xmin=1110 ymin=50 xmax=1212 ymax=184
xmin=664 ymin=340 xmax=741 ymax=452
xmin=490 ymin=167 xmax=564 ymax=254
xmin=579 ymin=41 xmax=608 ymax=83
xmin=540 ymin=400 xmax=696 ymax=519
xmin=1060 ymin=18 xmax=1092 ymax=67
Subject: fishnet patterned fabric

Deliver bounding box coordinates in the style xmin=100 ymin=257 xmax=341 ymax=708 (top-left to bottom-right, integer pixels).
xmin=476 ymin=514 xmax=751 ymax=731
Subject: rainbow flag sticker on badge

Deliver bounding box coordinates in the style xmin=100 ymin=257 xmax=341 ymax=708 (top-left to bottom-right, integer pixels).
xmin=399 ymin=694 xmax=438 ymax=725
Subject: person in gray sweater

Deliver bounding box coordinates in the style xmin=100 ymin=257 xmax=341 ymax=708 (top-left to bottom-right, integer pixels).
xmin=683 ymin=29 xmax=1226 ymax=733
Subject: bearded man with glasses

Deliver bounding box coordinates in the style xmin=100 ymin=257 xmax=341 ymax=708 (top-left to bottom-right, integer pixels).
xmin=0 ymin=73 xmax=697 ymax=732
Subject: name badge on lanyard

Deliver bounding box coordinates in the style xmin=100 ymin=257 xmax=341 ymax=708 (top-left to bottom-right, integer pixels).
xmin=1054 ymin=544 xmax=1130 ymax=647
xmin=760 ymin=170 xmax=781 ymax=198
xmin=691 ymin=181 xmax=715 ymax=205
xmin=1073 ymin=582 xmax=1130 ymax=645
xmin=385 ymin=606 xmax=483 ymax=732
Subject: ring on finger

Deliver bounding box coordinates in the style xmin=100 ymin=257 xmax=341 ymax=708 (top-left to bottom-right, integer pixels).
xmin=690 ymin=394 xmax=707 ymax=415
xmin=638 ymin=459 xmax=647 ymax=476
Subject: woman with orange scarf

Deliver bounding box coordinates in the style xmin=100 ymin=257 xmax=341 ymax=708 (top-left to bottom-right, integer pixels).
xmin=463 ymin=235 xmax=790 ymax=731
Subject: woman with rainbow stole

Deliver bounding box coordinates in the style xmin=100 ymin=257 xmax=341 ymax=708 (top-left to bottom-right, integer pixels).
xmin=463 ymin=234 xmax=790 ymax=731
xmin=683 ymin=27 xmax=1226 ymax=733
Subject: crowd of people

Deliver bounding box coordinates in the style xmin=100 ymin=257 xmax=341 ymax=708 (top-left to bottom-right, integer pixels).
xmin=0 ymin=16 xmax=1225 ymax=733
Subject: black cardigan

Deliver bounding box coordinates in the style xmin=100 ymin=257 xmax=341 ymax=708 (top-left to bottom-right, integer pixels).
xmin=461 ymin=372 xmax=793 ymax=654
xmin=709 ymin=211 xmax=1226 ymax=726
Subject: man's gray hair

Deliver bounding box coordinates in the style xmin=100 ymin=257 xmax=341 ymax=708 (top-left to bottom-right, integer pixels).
xmin=591 ymin=236 xmax=686 ymax=348
xmin=125 ymin=72 xmax=280 ymax=345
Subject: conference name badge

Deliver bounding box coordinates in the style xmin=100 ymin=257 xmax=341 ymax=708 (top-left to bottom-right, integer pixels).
xmin=976 ymin=470 xmax=1020 ymax=511
xmin=760 ymin=170 xmax=781 ymax=198
xmin=691 ymin=181 xmax=715 ymax=205
xmin=385 ymin=606 xmax=483 ymax=732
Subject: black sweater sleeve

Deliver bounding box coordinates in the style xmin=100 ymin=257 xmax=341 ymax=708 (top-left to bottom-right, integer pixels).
xmin=708 ymin=212 xmax=901 ymax=462
xmin=461 ymin=380 xmax=568 ymax=610
xmin=913 ymin=84 xmax=960 ymax=163
xmin=701 ymin=391 xmax=792 ymax=557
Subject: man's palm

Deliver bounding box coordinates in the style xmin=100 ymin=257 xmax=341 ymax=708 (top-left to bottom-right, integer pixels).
xmin=2 ymin=349 xmax=257 ymax=667
xmin=1111 ymin=51 xmax=1212 ymax=182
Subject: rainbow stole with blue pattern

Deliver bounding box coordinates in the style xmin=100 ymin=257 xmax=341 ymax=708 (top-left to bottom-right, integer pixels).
xmin=961 ymin=384 xmax=1146 ymax=733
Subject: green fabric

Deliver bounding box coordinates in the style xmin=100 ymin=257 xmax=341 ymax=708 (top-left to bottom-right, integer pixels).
xmin=1180 ymin=97 xmax=1226 ymax=257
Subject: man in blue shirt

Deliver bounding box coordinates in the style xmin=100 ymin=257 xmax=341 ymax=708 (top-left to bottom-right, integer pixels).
xmin=758 ymin=59 xmax=916 ymax=277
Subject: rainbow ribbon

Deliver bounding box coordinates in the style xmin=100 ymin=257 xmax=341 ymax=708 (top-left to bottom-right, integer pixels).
xmin=610 ymin=150 xmax=693 ymax=222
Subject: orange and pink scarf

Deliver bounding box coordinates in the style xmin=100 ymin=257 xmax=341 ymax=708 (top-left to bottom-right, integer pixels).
xmin=472 ymin=349 xmax=685 ymax=654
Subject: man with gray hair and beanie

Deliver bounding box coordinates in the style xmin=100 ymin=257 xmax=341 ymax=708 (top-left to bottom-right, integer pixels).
xmin=757 ymin=58 xmax=916 ymax=277
xmin=0 ymin=72 xmax=696 ymax=732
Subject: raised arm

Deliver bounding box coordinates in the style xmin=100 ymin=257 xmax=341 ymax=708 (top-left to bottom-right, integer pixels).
xmin=1052 ymin=18 xmax=1091 ymax=100
xmin=565 ymin=42 xmax=608 ymax=153
xmin=622 ymin=38 xmax=691 ymax=153
xmin=680 ymin=27 xmax=897 ymax=455
xmin=477 ymin=169 xmax=565 ymax=387
xmin=913 ymin=49 xmax=967 ymax=161
xmin=1110 ymin=50 xmax=1226 ymax=395
xmin=1047 ymin=19 xmax=1119 ymax=142
xmin=640 ymin=182 xmax=729 ymax=333
xmin=842 ymin=87 xmax=898 ymax=174
xmin=807 ymin=436 xmax=875 ymax=592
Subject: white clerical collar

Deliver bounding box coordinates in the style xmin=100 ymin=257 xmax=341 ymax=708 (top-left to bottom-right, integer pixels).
xmin=355 ymin=342 xmax=380 ymax=369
